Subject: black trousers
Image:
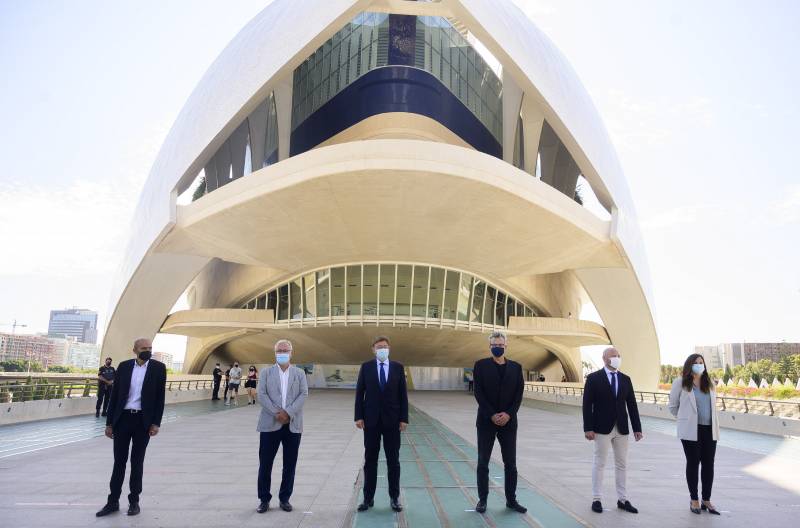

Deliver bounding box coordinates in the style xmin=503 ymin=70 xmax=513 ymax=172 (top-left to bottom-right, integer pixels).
xmin=212 ymin=378 xmax=221 ymax=399
xmin=108 ymin=412 xmax=150 ymax=504
xmin=362 ymin=421 xmax=401 ymax=502
xmin=681 ymin=424 xmax=717 ymax=501
xmin=477 ymin=425 xmax=517 ymax=502
xmin=258 ymin=424 xmax=301 ymax=503
xmin=96 ymin=384 xmax=111 ymax=413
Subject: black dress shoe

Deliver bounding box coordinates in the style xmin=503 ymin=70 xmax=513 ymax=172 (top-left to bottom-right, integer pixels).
xmin=95 ymin=502 xmax=119 ymax=517
xmin=256 ymin=501 xmax=269 ymax=513
xmin=95 ymin=410 xmax=100 ymax=418
xmin=701 ymin=503 xmax=720 ymax=515
xmin=127 ymin=502 xmax=140 ymax=516
xmin=591 ymin=500 xmax=603 ymax=513
xmin=617 ymin=500 xmax=638 ymax=514
xmin=280 ymin=501 xmax=292 ymax=512
xmin=357 ymin=500 xmax=373 ymax=512
xmin=475 ymin=500 xmax=486 ymax=513
xmin=390 ymin=498 xmax=402 ymax=512
xmin=101 ymin=412 xmax=107 ymax=417
xmin=506 ymin=500 xmax=527 ymax=513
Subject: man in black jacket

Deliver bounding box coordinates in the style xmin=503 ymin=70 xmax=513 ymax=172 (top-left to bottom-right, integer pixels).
xmin=473 ymin=331 xmax=527 ymax=514
xmin=354 ymin=336 xmax=408 ymax=513
xmin=96 ymin=338 xmax=167 ymax=518
xmin=582 ymin=347 xmax=642 ymax=515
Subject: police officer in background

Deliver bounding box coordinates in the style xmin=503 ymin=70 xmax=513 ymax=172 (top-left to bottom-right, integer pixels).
xmin=212 ymin=363 xmax=222 ymax=401
xmin=97 ymin=357 xmax=116 ymax=418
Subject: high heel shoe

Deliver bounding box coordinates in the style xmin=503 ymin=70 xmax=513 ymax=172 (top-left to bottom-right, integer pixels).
xmin=701 ymin=503 xmax=720 ymax=515
xmin=690 ymin=501 xmax=701 ymax=514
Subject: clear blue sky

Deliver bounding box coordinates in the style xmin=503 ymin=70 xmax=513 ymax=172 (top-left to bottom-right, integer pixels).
xmin=1 ymin=1 xmax=798 ymax=366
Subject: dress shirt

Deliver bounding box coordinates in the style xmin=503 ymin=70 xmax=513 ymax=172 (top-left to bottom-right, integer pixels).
xmin=278 ymin=365 xmax=290 ymax=409
xmin=604 ymin=366 xmax=618 ymax=397
xmin=124 ymin=360 xmax=149 ymax=410
xmin=376 ymin=358 xmax=389 ymax=384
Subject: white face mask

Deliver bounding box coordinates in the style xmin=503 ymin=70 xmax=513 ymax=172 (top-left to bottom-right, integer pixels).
xmin=375 ymin=348 xmax=389 ymax=362
xmin=691 ymin=363 xmax=705 ymax=375
xmin=609 ymin=356 xmax=622 ymax=370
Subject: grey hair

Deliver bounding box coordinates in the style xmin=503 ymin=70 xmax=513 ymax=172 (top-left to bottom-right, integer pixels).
xmin=488 ymin=331 xmax=507 ymax=344
xmin=602 ymin=346 xmax=619 ymax=359
xmin=273 ymin=339 xmax=293 ymax=352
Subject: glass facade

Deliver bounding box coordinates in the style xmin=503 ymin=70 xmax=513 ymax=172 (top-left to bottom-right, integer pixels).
xmin=291 ymin=12 xmax=502 ymax=144
xmin=239 ymin=263 xmax=539 ymax=328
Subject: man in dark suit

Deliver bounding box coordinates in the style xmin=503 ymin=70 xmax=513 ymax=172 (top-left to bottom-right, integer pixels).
xmin=354 ymin=336 xmax=408 ymax=513
xmin=582 ymin=346 xmax=643 ymax=514
xmin=473 ymin=331 xmax=527 ymax=514
xmin=96 ymin=338 xmax=167 ymax=517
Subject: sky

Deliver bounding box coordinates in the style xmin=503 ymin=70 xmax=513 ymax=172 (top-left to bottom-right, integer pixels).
xmin=0 ymin=0 xmax=798 ymax=367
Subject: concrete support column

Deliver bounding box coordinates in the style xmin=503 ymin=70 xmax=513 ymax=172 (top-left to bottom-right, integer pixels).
xmin=273 ymin=77 xmax=293 ymax=162
xmin=520 ymin=98 xmax=544 ymax=177
xmin=501 ymin=70 xmax=523 ymax=164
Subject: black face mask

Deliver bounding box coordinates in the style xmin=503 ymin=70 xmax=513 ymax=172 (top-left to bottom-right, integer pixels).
xmin=105 ymin=361 xmax=112 ymax=366
xmin=138 ymin=350 xmax=152 ymax=361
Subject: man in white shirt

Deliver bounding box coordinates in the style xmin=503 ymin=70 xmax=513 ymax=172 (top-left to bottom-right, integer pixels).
xmin=96 ymin=338 xmax=167 ymax=518
xmin=226 ymin=362 xmax=243 ymax=406
xmin=255 ymin=339 xmax=308 ymax=513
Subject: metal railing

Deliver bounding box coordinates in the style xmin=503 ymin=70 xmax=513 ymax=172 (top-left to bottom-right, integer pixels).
xmin=524 ymin=383 xmax=800 ymax=419
xmin=0 ymin=379 xmax=215 ymax=403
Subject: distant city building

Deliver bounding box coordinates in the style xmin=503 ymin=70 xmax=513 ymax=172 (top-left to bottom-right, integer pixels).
xmin=66 ymin=341 xmax=100 ymax=369
xmin=694 ymin=345 xmax=724 ymax=370
xmin=41 ymin=333 xmax=76 ymax=367
xmin=48 ymin=308 xmax=98 ymax=344
xmin=742 ymin=342 xmax=800 ymax=364
xmin=696 ymin=342 xmax=800 ymax=368
xmin=172 ymin=361 xmax=184 ymax=372
xmin=0 ymin=332 xmax=57 ymax=367
xmin=152 ymin=351 xmax=173 ymax=367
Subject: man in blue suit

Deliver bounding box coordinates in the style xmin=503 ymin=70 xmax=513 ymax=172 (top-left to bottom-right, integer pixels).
xmin=354 ymin=336 xmax=408 ymax=513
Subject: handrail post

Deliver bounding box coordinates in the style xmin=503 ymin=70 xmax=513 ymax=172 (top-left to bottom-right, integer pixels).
xmin=744 ymin=399 xmax=748 ymax=413
xmin=768 ymin=401 xmax=774 ymax=416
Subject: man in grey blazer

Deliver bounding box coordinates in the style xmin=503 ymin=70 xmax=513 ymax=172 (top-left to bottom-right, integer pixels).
xmin=255 ymin=339 xmax=308 ymax=514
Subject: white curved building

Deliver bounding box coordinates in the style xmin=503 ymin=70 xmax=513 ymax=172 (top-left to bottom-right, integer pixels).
xmin=103 ymin=0 xmax=660 ymax=388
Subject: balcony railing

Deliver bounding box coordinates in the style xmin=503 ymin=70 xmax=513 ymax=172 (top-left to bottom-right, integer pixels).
xmin=524 ymin=383 xmax=800 ymax=419
xmin=0 ymin=378 xmax=215 ymax=403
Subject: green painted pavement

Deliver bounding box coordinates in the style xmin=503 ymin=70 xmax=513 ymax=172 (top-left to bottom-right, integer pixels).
xmin=349 ymin=406 xmax=586 ymax=528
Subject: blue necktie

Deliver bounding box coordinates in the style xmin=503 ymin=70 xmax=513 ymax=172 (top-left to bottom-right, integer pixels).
xmin=611 ymin=372 xmax=617 ymax=397
xmin=379 ymin=362 xmax=386 ymax=390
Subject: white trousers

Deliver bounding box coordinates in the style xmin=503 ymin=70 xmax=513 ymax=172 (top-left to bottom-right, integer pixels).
xmin=592 ymin=425 xmax=629 ymax=501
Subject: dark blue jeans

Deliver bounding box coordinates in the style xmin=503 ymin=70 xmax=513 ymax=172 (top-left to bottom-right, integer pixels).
xmin=258 ymin=424 xmax=301 ymax=503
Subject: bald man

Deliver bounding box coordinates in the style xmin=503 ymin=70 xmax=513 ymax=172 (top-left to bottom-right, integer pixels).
xmin=582 ymin=347 xmax=642 ymax=515
xmin=96 ymin=338 xmax=167 ymax=518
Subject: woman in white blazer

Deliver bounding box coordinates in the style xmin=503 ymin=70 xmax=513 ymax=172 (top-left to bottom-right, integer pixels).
xmin=668 ymin=353 xmax=721 ymax=516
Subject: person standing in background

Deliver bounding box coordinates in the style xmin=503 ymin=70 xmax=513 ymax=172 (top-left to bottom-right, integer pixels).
xmin=226 ymin=362 xmax=242 ymax=406
xmin=212 ymin=363 xmax=222 ymax=401
xmin=245 ymin=365 xmax=259 ymax=405
xmin=96 ymin=357 xmax=116 ymax=418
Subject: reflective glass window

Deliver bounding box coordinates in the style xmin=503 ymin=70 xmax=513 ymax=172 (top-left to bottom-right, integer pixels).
xmin=457 ymin=273 xmax=472 ymax=321
xmin=316 ymin=271 xmax=330 ymax=317
xmin=267 ymin=290 xmax=277 ymax=315
xmin=362 ymin=264 xmax=378 ymax=316
xmin=256 ymin=294 xmax=266 ymax=310
xmin=395 ymin=265 xmax=412 ymax=316
xmin=495 ymin=291 xmax=506 ymax=327
xmin=379 ymin=264 xmax=396 ymax=316
xmin=277 ymin=285 xmax=289 ymax=320
xmin=505 ymin=296 xmax=515 ymax=327
xmin=428 ymin=267 xmax=444 ymax=319
xmin=524 ymin=306 xmax=533 ymax=318
xmin=483 ymin=286 xmax=497 ymax=325
xmin=290 ymin=278 xmax=303 ymax=319
xmin=303 ymin=273 xmax=316 ymax=317
xmin=443 ymin=270 xmax=459 ymax=320
xmin=411 ymin=266 xmax=429 ymax=317
xmin=471 ymin=280 xmax=485 ymax=323
xmin=516 ymin=301 xmax=523 ymax=318
xmin=331 ymin=267 xmax=345 ymax=316
xmin=346 ymin=265 xmax=361 ymax=316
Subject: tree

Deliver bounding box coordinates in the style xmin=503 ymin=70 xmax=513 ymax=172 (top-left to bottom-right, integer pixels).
xmin=191 ymin=176 xmax=207 ymax=201
xmin=47 ymin=365 xmax=76 ymax=373
xmin=723 ymin=365 xmax=733 ymax=384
